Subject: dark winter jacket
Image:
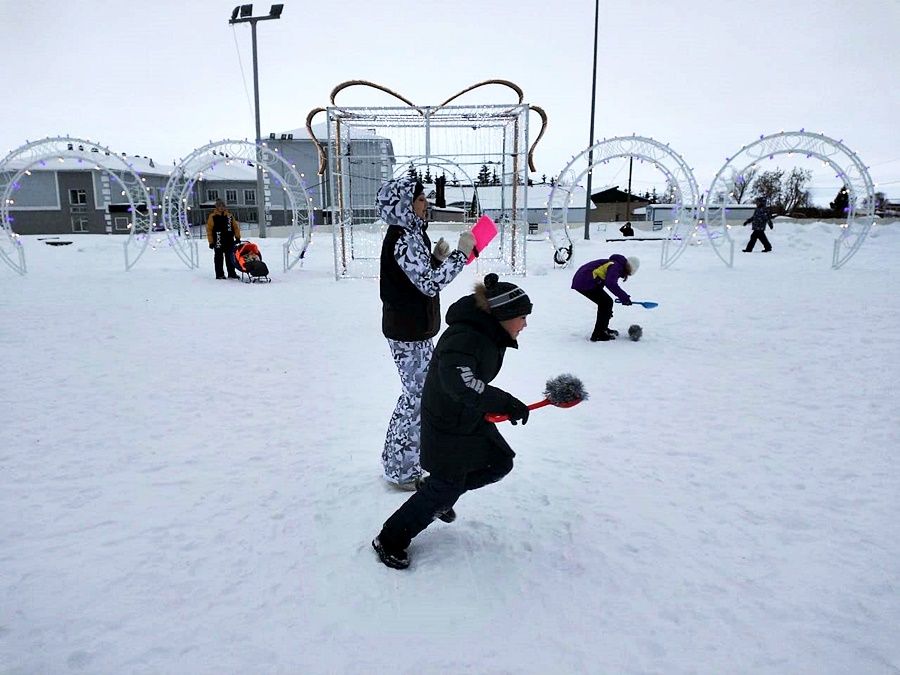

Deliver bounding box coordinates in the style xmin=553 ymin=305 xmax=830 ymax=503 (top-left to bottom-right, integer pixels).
xmin=570 ymin=254 xmax=632 ymax=303
xmin=420 ymin=295 xmax=521 ymax=477
xmin=744 ymin=206 xmax=773 ymax=231
xmin=206 ymin=209 xmax=241 ymax=250
xmin=378 ymin=176 xmax=466 ymax=341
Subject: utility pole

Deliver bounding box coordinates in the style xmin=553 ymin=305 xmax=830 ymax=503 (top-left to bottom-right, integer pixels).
xmin=229 ymin=4 xmax=284 ymax=238
xmin=625 ymin=156 xmax=633 ymax=223
xmin=583 ymin=0 xmax=600 ymax=240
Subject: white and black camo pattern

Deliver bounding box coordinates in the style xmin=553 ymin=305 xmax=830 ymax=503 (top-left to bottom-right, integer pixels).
xmin=376 ymin=176 xmax=466 ymax=297
xmin=382 ymin=338 xmax=434 ymax=485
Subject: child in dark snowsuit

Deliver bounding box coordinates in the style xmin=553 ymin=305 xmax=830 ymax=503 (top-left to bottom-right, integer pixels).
xmin=571 ymin=254 xmax=639 ymax=341
xmin=372 ymin=273 xmax=533 ymax=570
xmin=742 ymin=202 xmax=774 ymax=252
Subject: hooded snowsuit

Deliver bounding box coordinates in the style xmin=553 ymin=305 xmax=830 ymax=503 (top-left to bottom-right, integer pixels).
xmin=571 ymin=254 xmax=632 ymax=340
xmin=377 ymin=176 xmax=467 ymax=485
xmin=377 ymin=293 xmax=523 ymax=553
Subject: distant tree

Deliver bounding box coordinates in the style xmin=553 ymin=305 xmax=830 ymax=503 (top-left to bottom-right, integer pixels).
xmin=490 ymin=168 xmax=500 ymax=186
xmin=466 ymin=190 xmax=480 ymax=219
xmin=730 ymin=166 xmax=759 ymax=203
xmin=650 ymin=187 xmax=659 ymax=203
xmin=423 ymin=167 xmax=433 ymax=184
xmin=829 ymin=186 xmax=850 ymax=217
xmin=406 ymin=162 xmax=419 ymax=181
xmin=549 ymin=176 xmax=556 ymax=187
xmin=861 ymin=190 xmax=886 ymax=213
xmin=476 ymin=164 xmax=491 ymax=186
xmin=541 ymin=173 xmax=547 ymax=184
xmin=451 ymin=172 xmax=459 ymax=187
xmin=781 ymin=167 xmax=812 ymax=214
xmin=750 ymin=170 xmax=784 ymax=211
xmin=662 ymin=178 xmax=678 ymax=203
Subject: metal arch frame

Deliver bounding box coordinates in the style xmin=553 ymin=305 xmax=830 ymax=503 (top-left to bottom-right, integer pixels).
xmin=545 ymin=136 xmax=699 ymax=268
xmin=391 ymin=156 xmax=526 ymax=277
xmin=163 ymin=139 xmax=315 ymax=272
xmin=0 ymin=136 xmax=154 ymax=274
xmin=705 ymin=131 xmax=876 ymax=269
xmin=389 ymin=155 xmax=479 ymax=223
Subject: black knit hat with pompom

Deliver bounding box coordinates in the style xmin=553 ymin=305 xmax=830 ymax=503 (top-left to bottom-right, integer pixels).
xmin=482 ymin=273 xmax=533 ymax=320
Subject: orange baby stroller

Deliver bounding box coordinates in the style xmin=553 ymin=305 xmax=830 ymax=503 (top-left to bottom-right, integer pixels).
xmin=230 ymin=240 xmax=271 ymax=283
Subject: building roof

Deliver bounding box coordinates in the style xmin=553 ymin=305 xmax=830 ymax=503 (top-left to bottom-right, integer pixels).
xmin=435 ymin=183 xmax=592 ymax=211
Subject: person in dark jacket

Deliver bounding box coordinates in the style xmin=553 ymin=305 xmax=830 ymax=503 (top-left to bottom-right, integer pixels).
xmin=372 ymin=273 xmax=533 ymax=569
xmin=206 ymin=199 xmax=241 ymax=279
xmin=377 ymin=176 xmax=476 ymax=490
xmin=571 ymin=254 xmax=639 ymax=341
xmin=742 ymin=199 xmax=774 ymax=252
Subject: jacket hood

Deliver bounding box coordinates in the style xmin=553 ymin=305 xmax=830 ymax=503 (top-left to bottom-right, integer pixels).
xmin=376 ymin=176 xmax=426 ymax=231
xmin=445 ymin=295 xmax=518 ymax=348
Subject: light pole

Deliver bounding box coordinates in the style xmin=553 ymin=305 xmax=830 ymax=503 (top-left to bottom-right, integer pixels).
xmin=583 ymin=0 xmax=600 ymax=240
xmin=229 ymin=3 xmax=284 ymax=238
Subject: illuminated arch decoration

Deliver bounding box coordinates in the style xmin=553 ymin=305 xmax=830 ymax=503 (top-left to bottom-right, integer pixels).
xmin=0 ymin=136 xmax=155 ymax=274
xmin=389 ymin=156 xmax=508 ymax=276
xmin=546 ymin=136 xmax=699 ymax=268
xmin=705 ymin=131 xmax=876 ymax=269
xmin=162 ymin=139 xmax=315 ymax=272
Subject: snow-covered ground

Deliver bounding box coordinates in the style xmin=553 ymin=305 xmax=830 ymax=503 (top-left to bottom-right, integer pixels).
xmin=2 ymin=223 xmax=898 ymax=674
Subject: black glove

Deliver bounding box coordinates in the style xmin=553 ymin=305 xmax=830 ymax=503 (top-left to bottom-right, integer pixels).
xmin=507 ymin=396 xmax=529 ymax=426
xmin=209 ymin=243 xmax=215 ymax=250
xmin=621 ymin=297 xmax=633 ymax=306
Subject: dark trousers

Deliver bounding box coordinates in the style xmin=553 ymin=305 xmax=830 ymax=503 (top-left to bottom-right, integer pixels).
xmin=577 ymin=288 xmax=614 ymax=339
xmin=744 ymin=230 xmax=772 ymax=252
xmin=213 ymin=249 xmax=237 ymax=278
xmin=378 ymin=455 xmax=514 ymax=551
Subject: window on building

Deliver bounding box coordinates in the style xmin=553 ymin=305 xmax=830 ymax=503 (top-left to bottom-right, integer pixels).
xmin=71 ymin=217 xmax=89 ymax=233
xmin=244 ymin=189 xmax=257 ymax=206
xmin=69 ymin=189 xmax=87 ymax=205
xmin=206 ymin=189 xmax=219 ymax=202
xmin=70 ymin=205 xmax=87 ymax=214
xmin=245 ymin=209 xmax=258 ymax=223
xmin=226 ymin=189 xmax=238 ymax=205
xmin=114 ymin=216 xmax=130 ymax=231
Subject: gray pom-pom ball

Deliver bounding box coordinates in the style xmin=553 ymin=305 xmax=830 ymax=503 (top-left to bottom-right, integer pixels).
xmin=628 ymin=324 xmax=643 ymax=341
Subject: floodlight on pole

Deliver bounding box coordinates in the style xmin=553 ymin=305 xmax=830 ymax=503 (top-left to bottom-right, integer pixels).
xmin=228 ymin=2 xmax=285 ymax=238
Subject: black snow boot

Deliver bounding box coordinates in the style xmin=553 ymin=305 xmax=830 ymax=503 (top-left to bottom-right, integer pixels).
xmin=437 ymin=507 xmax=457 ymax=523
xmin=372 ymin=537 xmax=409 ymax=570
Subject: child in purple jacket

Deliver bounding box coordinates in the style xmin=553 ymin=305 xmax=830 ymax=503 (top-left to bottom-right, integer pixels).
xmin=571 ymin=254 xmax=639 ymax=341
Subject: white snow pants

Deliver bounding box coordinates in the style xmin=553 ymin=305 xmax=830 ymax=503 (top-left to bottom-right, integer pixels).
xmin=382 ymin=338 xmax=434 ymax=485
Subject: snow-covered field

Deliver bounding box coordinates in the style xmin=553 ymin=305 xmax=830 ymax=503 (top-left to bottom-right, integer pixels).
xmin=2 ymin=223 xmax=898 ymax=674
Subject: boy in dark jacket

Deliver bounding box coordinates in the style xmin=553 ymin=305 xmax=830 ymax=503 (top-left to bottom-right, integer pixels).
xmin=742 ymin=200 xmax=774 ymax=252
xmin=571 ymin=254 xmax=639 ymax=341
xmin=372 ymin=273 xmax=533 ymax=569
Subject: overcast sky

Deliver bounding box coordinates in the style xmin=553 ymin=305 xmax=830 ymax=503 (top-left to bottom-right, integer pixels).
xmin=2 ymin=0 xmax=898 ymax=201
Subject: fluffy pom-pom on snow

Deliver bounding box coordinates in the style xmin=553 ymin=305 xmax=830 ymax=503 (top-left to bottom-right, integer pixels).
xmin=543 ymin=374 xmax=588 ymax=404
xmin=628 ymin=324 xmax=643 ymax=341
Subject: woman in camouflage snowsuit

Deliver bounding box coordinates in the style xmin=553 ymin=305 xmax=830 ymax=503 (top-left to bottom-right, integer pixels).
xmin=377 ymin=176 xmax=475 ymax=489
